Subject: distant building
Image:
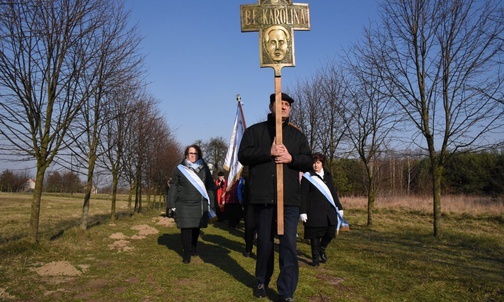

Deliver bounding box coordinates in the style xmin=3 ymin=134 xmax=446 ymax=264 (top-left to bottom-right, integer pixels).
xmin=24 ymin=178 xmax=35 ymax=192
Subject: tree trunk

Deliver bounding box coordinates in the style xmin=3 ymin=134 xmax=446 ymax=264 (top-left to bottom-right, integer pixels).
xmin=29 ymin=166 xmax=48 ymax=243
xmin=128 ymin=185 xmax=134 ymax=211
xmin=110 ymin=170 xmax=119 ymax=220
xmin=135 ymin=180 xmax=142 ymax=213
xmin=81 ymin=171 xmax=94 ymax=230
xmin=432 ymin=163 xmax=443 ymax=238
xmin=367 ymin=174 xmax=376 ymax=226
xmin=81 ymin=151 xmax=98 ymax=230
xmin=81 ymin=189 xmax=91 ymax=230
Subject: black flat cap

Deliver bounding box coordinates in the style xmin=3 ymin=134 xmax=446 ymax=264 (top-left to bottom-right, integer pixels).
xmin=269 ymin=92 xmax=295 ymax=104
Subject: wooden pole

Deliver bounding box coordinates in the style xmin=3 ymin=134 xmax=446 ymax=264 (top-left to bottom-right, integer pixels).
xmin=274 ymin=76 xmax=284 ymax=235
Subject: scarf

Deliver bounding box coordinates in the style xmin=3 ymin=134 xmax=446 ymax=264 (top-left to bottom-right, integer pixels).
xmin=185 ymin=158 xmax=204 ymax=173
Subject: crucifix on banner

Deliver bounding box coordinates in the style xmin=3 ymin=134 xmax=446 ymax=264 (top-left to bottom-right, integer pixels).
xmin=240 ymin=0 xmax=310 ymax=235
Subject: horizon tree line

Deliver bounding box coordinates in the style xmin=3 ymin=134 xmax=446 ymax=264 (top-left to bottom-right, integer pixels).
xmin=2 ymin=148 xmax=503 ymax=198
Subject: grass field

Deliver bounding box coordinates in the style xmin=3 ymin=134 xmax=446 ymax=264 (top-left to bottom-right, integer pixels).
xmin=0 ymin=192 xmax=503 ymax=301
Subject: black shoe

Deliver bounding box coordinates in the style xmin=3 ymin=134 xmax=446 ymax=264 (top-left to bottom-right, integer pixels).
xmin=242 ymin=251 xmax=251 ymax=257
xmin=253 ymin=283 xmax=267 ymax=298
xmin=311 ymin=259 xmax=320 ymax=267
xmin=191 ymin=246 xmax=198 ymax=256
xmin=320 ymin=247 xmax=327 ymax=263
xmin=182 ymin=256 xmax=190 ymax=264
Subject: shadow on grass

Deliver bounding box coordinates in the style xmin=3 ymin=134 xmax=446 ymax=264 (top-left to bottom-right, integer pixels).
xmin=338 ymin=223 xmax=504 ymax=287
xmin=212 ymin=220 xmax=313 ymax=266
xmin=157 ymin=232 xmax=256 ymax=290
xmin=0 ymin=211 xmax=132 ymax=245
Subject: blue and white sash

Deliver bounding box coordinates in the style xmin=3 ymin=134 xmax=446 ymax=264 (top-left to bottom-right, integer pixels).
xmin=302 ymin=172 xmax=349 ymax=233
xmin=178 ymin=164 xmax=210 ymax=201
xmin=177 ymin=164 xmax=217 ymax=221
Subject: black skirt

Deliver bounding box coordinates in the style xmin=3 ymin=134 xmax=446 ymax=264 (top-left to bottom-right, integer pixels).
xmin=303 ymin=225 xmax=336 ymax=239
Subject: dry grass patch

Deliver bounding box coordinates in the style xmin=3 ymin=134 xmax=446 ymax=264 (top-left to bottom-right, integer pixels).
xmin=0 ymin=192 xmax=132 ymax=244
xmin=343 ymin=194 xmax=504 ymax=216
xmin=0 ymin=193 xmax=502 ymax=301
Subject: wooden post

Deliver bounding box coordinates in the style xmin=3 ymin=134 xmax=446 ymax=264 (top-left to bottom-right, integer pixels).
xmin=240 ymin=0 xmax=310 ymax=235
xmin=274 ymin=76 xmax=284 ymax=234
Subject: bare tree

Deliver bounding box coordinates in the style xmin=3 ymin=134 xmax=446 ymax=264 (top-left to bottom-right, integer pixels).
xmin=370 ymin=0 xmax=504 ymax=236
xmin=203 ymin=136 xmax=228 ymax=172
xmin=62 ymin=1 xmax=144 ymax=230
xmin=341 ymin=48 xmax=401 ymax=225
xmin=0 ymin=0 xmax=127 ymax=242
xmin=142 ymin=115 xmax=181 ymax=209
xmin=98 ymin=81 xmax=141 ymax=219
xmin=291 ymin=66 xmax=348 ymax=167
xmin=317 ymin=65 xmax=349 ymax=167
xmin=0 ymin=169 xmax=30 ymax=192
xmin=119 ymin=94 xmax=163 ymax=213
xmin=291 ymin=76 xmax=322 ymax=152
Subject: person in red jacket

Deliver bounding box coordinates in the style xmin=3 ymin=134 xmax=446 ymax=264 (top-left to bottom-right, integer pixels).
xmin=214 ymin=171 xmax=227 ymax=221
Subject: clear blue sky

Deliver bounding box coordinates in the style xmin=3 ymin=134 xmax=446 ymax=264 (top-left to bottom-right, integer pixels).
xmin=0 ymin=1 xmax=381 ymax=173
xmin=124 ymin=0 xmax=380 ymax=147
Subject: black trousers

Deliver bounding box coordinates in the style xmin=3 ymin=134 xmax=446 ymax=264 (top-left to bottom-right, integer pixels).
xmin=244 ymin=204 xmax=256 ymax=253
xmin=181 ymin=228 xmax=200 ymax=256
xmin=253 ymin=204 xmax=299 ymax=299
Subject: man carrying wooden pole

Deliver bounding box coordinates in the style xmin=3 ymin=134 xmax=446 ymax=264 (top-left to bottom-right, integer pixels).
xmin=238 ymin=1 xmax=312 ymax=300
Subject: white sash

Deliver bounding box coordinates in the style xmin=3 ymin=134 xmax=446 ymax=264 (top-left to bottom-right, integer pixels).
xmin=177 ymin=164 xmax=210 ymax=202
xmin=177 ymin=164 xmax=217 ymax=222
xmin=302 ymin=172 xmax=349 ymax=233
xmin=303 ymin=172 xmax=337 ymax=210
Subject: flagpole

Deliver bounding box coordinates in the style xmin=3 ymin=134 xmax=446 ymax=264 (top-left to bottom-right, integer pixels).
xmin=224 ymin=95 xmax=247 ymax=190
xmin=237 ymin=95 xmax=247 ymax=129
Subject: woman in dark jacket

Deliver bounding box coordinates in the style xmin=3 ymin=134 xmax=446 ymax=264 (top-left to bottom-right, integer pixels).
xmin=167 ymin=144 xmax=216 ymax=264
xmin=300 ymin=152 xmax=343 ymax=266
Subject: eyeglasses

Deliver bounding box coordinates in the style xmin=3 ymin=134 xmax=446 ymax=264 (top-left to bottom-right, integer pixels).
xmin=188 ymin=152 xmax=198 ymax=155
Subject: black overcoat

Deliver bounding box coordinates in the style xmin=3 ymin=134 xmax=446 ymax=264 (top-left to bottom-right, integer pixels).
xmin=167 ymin=159 xmax=215 ymax=229
xmin=300 ymin=169 xmax=343 ymax=228
xmin=238 ymin=114 xmax=313 ymax=207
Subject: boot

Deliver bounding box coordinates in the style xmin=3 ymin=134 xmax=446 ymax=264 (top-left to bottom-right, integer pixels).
xmin=320 ymin=236 xmax=332 ymax=263
xmin=191 ymin=228 xmax=200 ymax=256
xmin=310 ymin=239 xmax=320 ymax=267
xmin=182 ymin=249 xmax=191 ymax=264
xmin=191 ymin=245 xmax=198 ymax=256
xmin=182 ymin=251 xmax=191 ymax=264
xmin=320 ymin=246 xmax=327 ymax=263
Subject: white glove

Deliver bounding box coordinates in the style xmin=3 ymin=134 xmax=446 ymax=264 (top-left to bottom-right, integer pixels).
xmin=338 ymin=210 xmax=343 ymax=217
xmin=171 ymin=208 xmax=176 ymax=212
xmin=300 ymin=213 xmax=308 ymax=222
